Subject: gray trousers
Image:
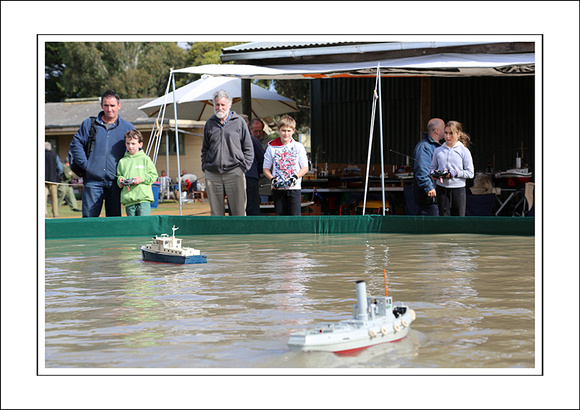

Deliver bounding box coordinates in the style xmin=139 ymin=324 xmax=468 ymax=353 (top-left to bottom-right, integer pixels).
xmin=205 ymin=167 xmax=247 ymax=216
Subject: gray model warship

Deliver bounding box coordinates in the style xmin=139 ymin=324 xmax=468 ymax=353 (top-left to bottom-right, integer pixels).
xmin=141 ymin=226 xmax=207 ymax=264
xmin=288 ymin=279 xmax=415 ymax=354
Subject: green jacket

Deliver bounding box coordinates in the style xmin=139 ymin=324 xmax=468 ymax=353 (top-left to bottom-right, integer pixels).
xmin=116 ymin=150 xmax=158 ymax=206
xmin=61 ymin=163 xmax=75 ymax=183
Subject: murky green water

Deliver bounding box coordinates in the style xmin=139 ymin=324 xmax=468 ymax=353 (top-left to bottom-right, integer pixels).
xmin=43 ymin=233 xmax=535 ymax=372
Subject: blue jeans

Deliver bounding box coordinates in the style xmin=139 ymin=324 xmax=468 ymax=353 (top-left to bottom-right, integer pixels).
xmin=125 ymin=202 xmax=151 ymax=216
xmin=82 ymin=179 xmax=122 ymax=217
xmin=416 ymin=203 xmax=439 ymax=216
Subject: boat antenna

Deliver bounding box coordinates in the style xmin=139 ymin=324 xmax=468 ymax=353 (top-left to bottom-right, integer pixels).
xmin=383 ymin=269 xmax=388 ymax=297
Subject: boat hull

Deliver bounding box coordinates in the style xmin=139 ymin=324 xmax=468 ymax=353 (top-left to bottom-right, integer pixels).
xmin=288 ymin=311 xmax=414 ymax=354
xmin=141 ymin=248 xmax=207 ymax=264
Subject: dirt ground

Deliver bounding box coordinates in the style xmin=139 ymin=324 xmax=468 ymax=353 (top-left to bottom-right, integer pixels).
xmin=48 ymin=199 xmax=212 ymax=218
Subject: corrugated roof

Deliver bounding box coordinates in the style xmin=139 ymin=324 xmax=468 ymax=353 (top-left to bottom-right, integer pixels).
xmin=220 ymin=41 xmax=516 ymax=63
xmin=223 ymin=42 xmax=355 ymax=52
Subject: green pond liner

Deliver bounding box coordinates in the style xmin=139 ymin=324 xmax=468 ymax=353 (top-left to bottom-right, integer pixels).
xmin=45 ymin=215 xmax=534 ymax=239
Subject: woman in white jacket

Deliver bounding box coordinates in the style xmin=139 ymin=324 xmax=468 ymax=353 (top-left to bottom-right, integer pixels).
xmin=430 ymin=121 xmax=474 ymax=216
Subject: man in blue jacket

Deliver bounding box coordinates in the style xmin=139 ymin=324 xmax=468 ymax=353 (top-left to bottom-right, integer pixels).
xmin=69 ymin=90 xmax=136 ymax=217
xmin=412 ymin=118 xmax=445 ymax=216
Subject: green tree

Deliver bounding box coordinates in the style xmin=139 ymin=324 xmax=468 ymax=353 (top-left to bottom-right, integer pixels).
xmin=45 ymin=43 xmax=67 ymax=102
xmin=107 ymin=42 xmax=187 ymax=98
xmin=180 ymin=41 xmax=244 ymax=83
xmin=56 ymin=42 xmax=109 ymax=99
xmin=185 ymin=42 xmax=243 ymax=67
xmin=269 ymin=79 xmax=311 ymax=133
xmin=45 ymin=42 xmax=186 ymax=101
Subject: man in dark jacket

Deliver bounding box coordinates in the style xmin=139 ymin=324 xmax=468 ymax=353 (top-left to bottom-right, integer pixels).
xmin=69 ymin=90 xmax=135 ymax=217
xmin=245 ymin=130 xmax=265 ymax=216
xmin=57 ymin=158 xmax=81 ymax=212
xmin=201 ymin=89 xmax=254 ymax=216
xmin=412 ymin=118 xmax=445 ymax=215
xmin=45 ymin=141 xmax=62 ymax=218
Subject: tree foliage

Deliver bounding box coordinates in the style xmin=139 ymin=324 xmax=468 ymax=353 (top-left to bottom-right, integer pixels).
xmin=45 ymin=41 xmax=248 ymax=102
xmin=271 ymin=79 xmax=311 ymax=133
xmin=44 ymin=41 xmax=310 ymax=131
xmin=45 ymin=42 xmax=186 ymax=101
xmin=179 ymin=42 xmax=243 ymax=83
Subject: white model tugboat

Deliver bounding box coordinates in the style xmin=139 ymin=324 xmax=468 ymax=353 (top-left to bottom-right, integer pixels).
xmin=141 ymin=226 xmax=207 ymax=264
xmin=288 ymin=278 xmax=415 ymax=354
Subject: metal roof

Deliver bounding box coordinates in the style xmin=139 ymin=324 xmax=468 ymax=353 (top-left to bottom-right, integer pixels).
xmin=223 ymin=42 xmax=359 ymax=51
xmin=45 ymin=98 xmax=157 ymax=128
xmin=220 ymin=41 xmax=515 ymax=63
xmin=220 ymin=41 xmax=534 ymax=65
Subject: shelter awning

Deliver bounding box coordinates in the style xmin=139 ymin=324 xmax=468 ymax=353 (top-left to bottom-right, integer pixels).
xmin=138 ymin=76 xmax=298 ymax=120
xmin=173 ymin=53 xmax=535 ymax=79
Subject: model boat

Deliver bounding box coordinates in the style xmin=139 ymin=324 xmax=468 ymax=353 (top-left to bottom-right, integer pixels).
xmin=494 ymin=168 xmax=532 ymax=186
xmin=288 ymin=278 xmax=415 ymax=354
xmin=141 ymin=225 xmax=207 ymax=264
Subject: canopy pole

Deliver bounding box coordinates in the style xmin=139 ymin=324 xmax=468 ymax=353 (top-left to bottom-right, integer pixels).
xmin=377 ymin=63 xmax=386 ymax=215
xmin=165 ymin=129 xmax=170 ymax=189
xmin=362 ymin=68 xmax=381 ymax=216
xmin=146 ymin=70 xmax=173 ymax=162
xmin=171 ymin=69 xmax=183 ymax=216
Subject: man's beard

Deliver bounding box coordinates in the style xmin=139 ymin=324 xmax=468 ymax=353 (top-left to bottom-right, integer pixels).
xmin=215 ymin=109 xmax=228 ymax=119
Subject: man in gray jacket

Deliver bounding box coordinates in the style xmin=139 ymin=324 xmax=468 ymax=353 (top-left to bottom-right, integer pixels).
xmin=201 ymin=89 xmax=254 ymax=215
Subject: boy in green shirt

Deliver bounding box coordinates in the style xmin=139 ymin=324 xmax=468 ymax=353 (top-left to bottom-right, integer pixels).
xmin=117 ymin=130 xmax=158 ymax=216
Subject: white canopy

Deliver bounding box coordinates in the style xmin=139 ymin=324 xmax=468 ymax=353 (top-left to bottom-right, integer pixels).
xmin=138 ymin=75 xmax=298 ymax=120
xmin=173 ymin=53 xmax=535 ymax=79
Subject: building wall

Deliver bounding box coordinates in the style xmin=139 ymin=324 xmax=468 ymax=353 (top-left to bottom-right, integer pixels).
xmin=311 ymin=77 xmax=422 ymax=169
xmin=311 ymin=76 xmax=535 ymax=177
xmin=431 ymin=76 xmax=535 ymax=173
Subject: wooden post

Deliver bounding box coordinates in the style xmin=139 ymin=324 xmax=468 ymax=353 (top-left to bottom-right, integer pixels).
xmin=242 ymin=79 xmax=252 ymax=119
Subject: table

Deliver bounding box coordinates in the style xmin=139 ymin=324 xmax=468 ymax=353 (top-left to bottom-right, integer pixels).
xmin=302 ymin=186 xmax=404 ymax=193
xmin=494 ymin=188 xmax=528 ymax=216
xmin=302 ymin=186 xmax=407 ymax=215
xmin=258 ymin=201 xmax=314 ymax=210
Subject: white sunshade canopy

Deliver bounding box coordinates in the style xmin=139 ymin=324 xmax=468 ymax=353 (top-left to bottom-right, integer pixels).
xmin=173 ymin=53 xmax=535 ymax=79
xmin=139 ymin=75 xmax=298 ymax=121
